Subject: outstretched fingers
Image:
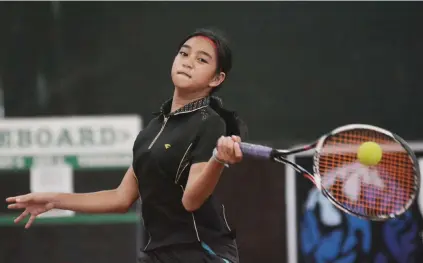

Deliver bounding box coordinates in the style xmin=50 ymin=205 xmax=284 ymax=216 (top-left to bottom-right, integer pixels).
xmin=8 ymin=203 xmax=28 ymax=210
xmin=14 ymin=210 xmax=29 ymax=224
xmin=6 ymin=194 xmax=33 ymax=204
xmin=25 ymin=215 xmax=37 ymax=229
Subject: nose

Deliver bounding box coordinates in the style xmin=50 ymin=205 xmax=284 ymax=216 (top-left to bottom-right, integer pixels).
xmin=182 ymin=56 xmax=194 ymax=69
xmin=182 ymin=63 xmax=192 ymax=69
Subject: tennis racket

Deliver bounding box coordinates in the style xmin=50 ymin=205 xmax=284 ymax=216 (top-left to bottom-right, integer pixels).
xmin=240 ymin=124 xmax=420 ymax=221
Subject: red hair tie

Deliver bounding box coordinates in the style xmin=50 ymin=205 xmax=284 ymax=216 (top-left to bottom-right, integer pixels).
xmin=197 ymin=36 xmax=217 ymax=50
xmin=196 ymin=36 xmax=222 ymax=72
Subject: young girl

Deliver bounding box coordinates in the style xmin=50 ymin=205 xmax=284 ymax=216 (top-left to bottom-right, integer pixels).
xmin=7 ymin=28 xmax=246 ymax=263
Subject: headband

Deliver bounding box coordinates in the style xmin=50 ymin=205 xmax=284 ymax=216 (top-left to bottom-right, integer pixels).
xmin=197 ymin=35 xmax=217 ymax=50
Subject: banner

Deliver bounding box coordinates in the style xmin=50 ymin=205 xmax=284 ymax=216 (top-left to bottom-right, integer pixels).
xmin=0 ymin=115 xmax=142 ymax=156
xmin=285 ymin=143 xmax=423 ymax=263
xmin=0 ymin=115 xmax=142 ymax=169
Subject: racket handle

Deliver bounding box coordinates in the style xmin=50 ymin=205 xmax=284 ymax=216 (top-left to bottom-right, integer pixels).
xmin=240 ymin=142 xmax=273 ymax=159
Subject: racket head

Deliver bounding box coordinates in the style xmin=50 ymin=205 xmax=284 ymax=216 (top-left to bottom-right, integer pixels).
xmin=313 ymin=124 xmax=420 ymax=221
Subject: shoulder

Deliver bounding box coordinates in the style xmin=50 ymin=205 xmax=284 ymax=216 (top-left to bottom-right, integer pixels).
xmin=197 ymin=106 xmax=226 ymax=129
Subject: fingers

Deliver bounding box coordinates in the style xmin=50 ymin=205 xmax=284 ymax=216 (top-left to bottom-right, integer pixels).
xmin=223 ymin=136 xmax=235 ymax=157
xmin=6 ymin=197 xmax=15 ymax=203
xmin=231 ymin=136 xmax=243 ymax=160
xmin=25 ymin=215 xmax=37 ymax=229
xmin=216 ymin=136 xmax=226 ymax=159
xmin=231 ymin=135 xmax=241 ymax=143
xmin=6 ymin=194 xmax=43 ymax=229
xmin=217 ymin=136 xmax=233 ymax=160
xmin=14 ymin=210 xmax=40 ymax=228
xmin=6 ymin=196 xmax=21 ymax=203
xmin=16 ymin=194 xmax=33 ymax=203
xmin=6 ymin=194 xmax=32 ymax=203
xmin=14 ymin=210 xmax=29 ymax=224
xmin=8 ymin=203 xmax=28 ymax=210
xmin=216 ymin=136 xmax=243 ymax=164
xmin=233 ymin=142 xmax=243 ymax=160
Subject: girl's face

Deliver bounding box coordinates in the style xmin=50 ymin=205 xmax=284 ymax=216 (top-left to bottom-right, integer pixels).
xmin=171 ymin=36 xmax=225 ymax=93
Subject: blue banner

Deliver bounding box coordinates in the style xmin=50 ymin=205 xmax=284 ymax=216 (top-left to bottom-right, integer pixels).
xmin=293 ymin=156 xmax=423 ymax=263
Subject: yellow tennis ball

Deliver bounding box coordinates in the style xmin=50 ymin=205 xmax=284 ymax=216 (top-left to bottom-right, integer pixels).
xmin=357 ymin=141 xmax=383 ymax=166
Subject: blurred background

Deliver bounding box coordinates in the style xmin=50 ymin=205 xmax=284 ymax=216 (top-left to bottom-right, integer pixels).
xmin=1 ymin=2 xmax=423 ymax=263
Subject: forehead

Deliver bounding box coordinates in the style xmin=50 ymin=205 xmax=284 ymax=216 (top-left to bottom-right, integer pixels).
xmin=181 ymin=36 xmax=216 ymax=55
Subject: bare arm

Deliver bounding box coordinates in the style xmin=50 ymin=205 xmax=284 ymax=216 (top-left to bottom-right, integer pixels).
xmin=7 ymin=166 xmax=140 ymax=214
xmin=182 ymin=159 xmax=224 ymax=212
xmin=182 ymin=136 xmax=242 ymax=211
xmin=53 ymin=166 xmax=140 ymax=213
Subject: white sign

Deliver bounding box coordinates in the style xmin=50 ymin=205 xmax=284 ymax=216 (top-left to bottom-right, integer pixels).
xmin=0 ymin=115 xmax=142 ymax=156
xmin=30 ymin=164 xmax=74 ymax=217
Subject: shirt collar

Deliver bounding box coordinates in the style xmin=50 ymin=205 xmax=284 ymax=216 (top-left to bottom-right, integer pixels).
xmin=153 ymin=96 xmax=211 ymax=117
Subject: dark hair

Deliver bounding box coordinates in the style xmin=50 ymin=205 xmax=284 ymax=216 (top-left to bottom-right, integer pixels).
xmin=178 ymin=29 xmax=246 ymax=138
xmin=210 ymin=96 xmax=248 ymax=139
xmin=177 ymin=28 xmax=233 ymax=94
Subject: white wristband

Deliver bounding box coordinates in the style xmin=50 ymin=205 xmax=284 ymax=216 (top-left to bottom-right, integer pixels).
xmin=212 ymin=148 xmax=229 ymax=168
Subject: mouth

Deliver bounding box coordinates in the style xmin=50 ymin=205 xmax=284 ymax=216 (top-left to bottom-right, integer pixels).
xmin=177 ymin=71 xmax=192 ymax=78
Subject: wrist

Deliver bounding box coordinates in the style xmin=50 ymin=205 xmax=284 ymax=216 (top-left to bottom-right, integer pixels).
xmin=51 ymin=192 xmax=64 ymax=209
xmin=212 ymin=148 xmax=229 ymax=168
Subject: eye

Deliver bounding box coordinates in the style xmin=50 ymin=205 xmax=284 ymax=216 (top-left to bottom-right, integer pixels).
xmin=179 ymin=51 xmax=188 ymax=56
xmin=197 ymin=58 xmax=208 ymax=64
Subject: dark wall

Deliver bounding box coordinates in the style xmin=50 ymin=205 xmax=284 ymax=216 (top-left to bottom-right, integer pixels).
xmin=0 ymin=224 xmax=138 ymax=263
xmin=1 ymin=2 xmax=422 ymax=143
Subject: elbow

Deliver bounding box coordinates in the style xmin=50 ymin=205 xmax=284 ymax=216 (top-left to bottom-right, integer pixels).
xmin=118 ymin=198 xmax=135 ymax=213
xmin=116 ymin=204 xmax=131 ymax=213
xmin=109 ymin=200 xmax=131 ymax=214
xmin=114 ymin=190 xmax=133 ymax=213
xmin=182 ymin=194 xmax=202 ymax=212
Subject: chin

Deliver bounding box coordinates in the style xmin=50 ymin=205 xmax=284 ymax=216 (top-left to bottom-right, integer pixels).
xmin=172 ymin=75 xmax=194 ymax=89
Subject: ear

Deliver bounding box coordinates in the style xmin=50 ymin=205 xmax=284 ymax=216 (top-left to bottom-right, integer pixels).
xmin=208 ymin=72 xmax=226 ymax=88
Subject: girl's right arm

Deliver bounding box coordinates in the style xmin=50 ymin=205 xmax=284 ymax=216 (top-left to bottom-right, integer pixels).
xmin=53 ymin=166 xmax=140 ymax=213
xmin=6 ymin=166 xmax=140 ymax=228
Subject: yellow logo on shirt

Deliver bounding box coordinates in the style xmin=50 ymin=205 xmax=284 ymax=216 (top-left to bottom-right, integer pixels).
xmin=165 ymin=144 xmax=171 ymax=150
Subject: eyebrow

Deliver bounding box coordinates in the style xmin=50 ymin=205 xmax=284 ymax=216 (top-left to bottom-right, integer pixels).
xmin=181 ymin=44 xmax=213 ymax=59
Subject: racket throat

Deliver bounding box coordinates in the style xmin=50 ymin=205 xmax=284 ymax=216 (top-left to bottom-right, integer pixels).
xmin=275 ymin=157 xmax=318 ymax=186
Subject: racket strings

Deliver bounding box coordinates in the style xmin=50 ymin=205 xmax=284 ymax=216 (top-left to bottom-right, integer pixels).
xmin=318 ymin=129 xmax=416 ymax=218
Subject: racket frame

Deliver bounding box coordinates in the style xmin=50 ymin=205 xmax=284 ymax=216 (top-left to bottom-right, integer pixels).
xmin=271 ymin=124 xmax=421 ymax=221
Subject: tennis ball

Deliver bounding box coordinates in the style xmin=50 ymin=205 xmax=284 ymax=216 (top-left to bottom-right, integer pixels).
xmin=357 ymin=141 xmax=382 ymax=166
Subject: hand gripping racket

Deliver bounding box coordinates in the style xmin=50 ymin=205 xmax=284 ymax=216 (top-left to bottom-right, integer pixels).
xmin=240 ymin=124 xmax=420 ymax=221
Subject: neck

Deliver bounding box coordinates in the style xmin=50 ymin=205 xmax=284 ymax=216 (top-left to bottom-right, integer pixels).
xmin=171 ymin=88 xmax=209 ymax=113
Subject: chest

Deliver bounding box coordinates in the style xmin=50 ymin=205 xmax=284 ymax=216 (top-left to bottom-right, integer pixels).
xmin=133 ymin=116 xmax=199 ymax=182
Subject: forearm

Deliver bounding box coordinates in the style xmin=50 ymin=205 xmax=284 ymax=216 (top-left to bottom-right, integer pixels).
xmin=52 ymin=190 xmax=128 ymax=214
xmin=182 ymin=158 xmax=224 ymax=211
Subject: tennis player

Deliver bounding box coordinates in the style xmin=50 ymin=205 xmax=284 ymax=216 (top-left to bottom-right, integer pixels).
xmin=6 ymin=28 xmax=246 ymax=263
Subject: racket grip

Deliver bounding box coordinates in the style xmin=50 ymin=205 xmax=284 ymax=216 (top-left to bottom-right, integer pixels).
xmin=240 ymin=142 xmax=273 ymax=159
